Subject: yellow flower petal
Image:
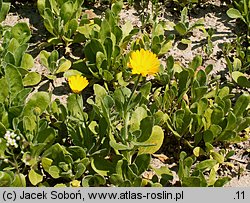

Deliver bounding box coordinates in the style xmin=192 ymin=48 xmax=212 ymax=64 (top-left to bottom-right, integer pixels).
xmin=68 ymin=75 xmax=89 ymax=94
xmin=128 ymin=49 xmax=160 ymax=77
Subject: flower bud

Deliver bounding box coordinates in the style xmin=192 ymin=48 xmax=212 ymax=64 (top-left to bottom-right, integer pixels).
xmin=33 ymin=107 xmax=41 ymax=116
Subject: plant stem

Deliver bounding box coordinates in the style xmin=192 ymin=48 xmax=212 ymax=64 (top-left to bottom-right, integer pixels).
xmin=33 ymin=114 xmax=39 ymax=144
xmin=11 ymin=148 xmax=24 ymax=187
xmin=123 ymin=74 xmax=141 ymax=141
xmin=126 ymin=75 xmax=141 ymax=111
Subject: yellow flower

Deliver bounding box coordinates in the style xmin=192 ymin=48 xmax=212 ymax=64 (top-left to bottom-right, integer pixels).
xmin=128 ymin=49 xmax=160 ymax=77
xmin=68 ymin=75 xmax=89 ymax=94
xmin=89 ymin=20 xmax=94 ymax=25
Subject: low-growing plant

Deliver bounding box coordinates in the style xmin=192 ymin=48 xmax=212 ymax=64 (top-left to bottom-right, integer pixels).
xmin=39 ymin=49 xmax=72 ymax=80
xmin=152 ymin=55 xmax=250 ymax=156
xmin=224 ymin=37 xmax=250 ymax=72
xmin=37 ymin=0 xmax=84 ymax=48
xmin=69 ymin=1 xmax=139 ymax=84
xmin=131 ymin=22 xmax=174 ymax=56
xmin=0 ymin=0 xmax=10 ymax=23
xmin=174 ymin=7 xmax=204 ymax=44
xmin=227 ymin=0 xmax=250 ymax=39
xmin=0 ymin=22 xmax=41 ymax=87
xmin=177 ymin=151 xmax=232 ymax=187
xmin=203 ymin=28 xmax=215 ymax=57
xmin=171 ymin=0 xmax=199 ymax=11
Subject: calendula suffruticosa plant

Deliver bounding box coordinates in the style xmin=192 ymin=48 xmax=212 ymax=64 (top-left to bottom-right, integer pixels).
xmin=37 ymin=0 xmax=84 ymax=49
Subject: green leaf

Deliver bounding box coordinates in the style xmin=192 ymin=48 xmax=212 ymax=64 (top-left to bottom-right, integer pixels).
xmin=23 ymin=116 xmax=36 ymax=133
xmin=60 ymin=1 xmax=74 ymax=23
xmin=180 ymin=38 xmax=191 ymax=44
xmin=225 ymin=150 xmax=235 ymax=159
xmin=209 ymin=124 xmax=222 ymax=138
xmin=214 ymin=177 xmax=231 ymax=187
xmin=233 ymin=58 xmax=242 ymax=70
xmin=159 ymin=40 xmax=173 ymax=55
xmin=65 ymin=19 xmax=78 ymax=37
xmin=130 ymin=106 xmax=148 ymax=132
xmin=205 ymin=64 xmax=213 ymax=75
xmin=11 ymin=88 xmax=32 ymax=106
xmin=135 ymin=154 xmax=151 ymax=175
xmin=174 ymin=22 xmax=187 ymax=36
xmin=75 ymin=163 xmax=86 ymax=179
xmin=195 ymin=159 xmax=217 ymax=171
xmin=37 ymin=0 xmax=45 ymax=15
xmin=180 ymin=7 xmax=188 ymax=23
xmin=217 ymin=130 xmax=236 ymax=141
xmin=48 ymin=166 xmax=61 ymax=179
xmin=11 ymin=173 xmax=26 ymax=187
xmin=198 ymin=98 xmax=208 ymax=115
xmin=48 ymin=50 xmax=59 ymax=74
xmin=196 ymin=69 xmax=207 ymax=86
xmin=225 ymin=111 xmax=236 ymax=130
xmin=91 ymin=156 xmax=115 ymax=176
xmin=63 ymin=69 xmax=82 ymax=79
xmin=23 ymin=92 xmax=50 ymax=118
xmin=138 ymin=126 xmax=164 ymax=155
xmin=182 ymin=177 xmax=201 ymax=187
xmin=41 ymin=157 xmax=53 ymax=172
xmin=96 ymin=51 xmax=106 ymax=69
xmin=153 ymin=24 xmax=164 ymax=37
xmin=0 ymin=2 xmax=10 ymax=23
xmin=103 ymin=70 xmax=114 ymax=82
xmin=218 ymin=86 xmax=230 ymax=99
xmin=211 ymin=151 xmax=224 ymax=164
xmin=104 ymin=37 xmax=113 ymax=62
xmin=138 ymin=116 xmax=154 ymax=142
xmin=113 ymin=26 xmax=123 ymax=44
xmin=23 ymin=72 xmax=42 ymax=86
xmin=21 ymin=53 xmax=34 ymax=70
xmin=203 ymin=130 xmax=214 ymax=143
xmin=37 ymin=127 xmax=56 ymax=143
xmin=193 ymin=147 xmax=205 ymax=157
xmin=178 ymin=70 xmax=189 ymax=95
xmin=56 ymin=59 xmax=71 ymax=73
xmin=109 ymin=140 xmax=134 ymax=151
xmin=233 ymin=94 xmax=250 ymax=117
xmin=227 ymin=8 xmax=243 ymax=19
xmin=208 ymin=164 xmax=219 ymax=186
xmin=110 ymin=174 xmax=124 ymax=186
xmin=94 ymin=84 xmax=108 ymax=107
xmin=211 ymin=106 xmax=224 ymax=125
xmin=28 ymin=169 xmax=43 ymax=186
xmin=89 ymin=174 xmax=106 ymax=186
xmin=14 ymin=44 xmax=28 ymax=67
xmin=111 ymin=0 xmax=123 ymax=16
xmin=237 ymin=117 xmax=250 ymax=132
xmin=0 ymin=121 xmax=7 ymax=136
xmin=0 ymin=171 xmax=12 ymax=186
xmin=237 ymin=76 xmax=250 ymax=88
xmin=39 ymin=50 xmax=50 ymax=68
xmin=67 ymin=94 xmax=84 ymax=120
xmin=84 ymin=39 xmax=104 ymax=63
xmin=232 ymin=71 xmax=250 ymax=88
xmin=190 ymin=55 xmax=202 ymax=71
xmin=5 ymin=64 xmax=23 ymax=100
xmin=78 ymin=24 xmax=92 ymax=38
xmin=4 ymin=52 xmax=15 ymax=65
xmin=11 ymin=22 xmax=31 ymax=44
xmin=0 ymin=78 xmax=8 ymax=103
